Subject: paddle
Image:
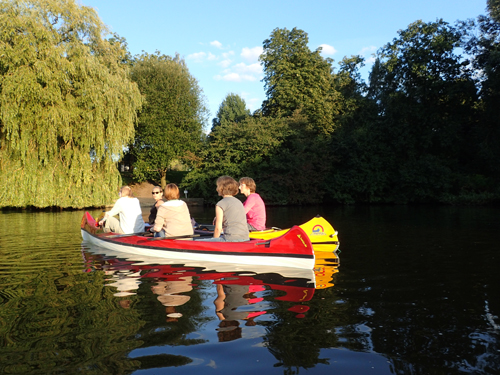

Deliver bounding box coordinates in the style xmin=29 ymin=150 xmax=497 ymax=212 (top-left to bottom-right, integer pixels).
xmin=195 ymin=223 xmax=282 ymax=232
xmin=147 ymin=234 xmax=202 ymax=241
xmin=105 ymin=231 xmax=150 ymax=238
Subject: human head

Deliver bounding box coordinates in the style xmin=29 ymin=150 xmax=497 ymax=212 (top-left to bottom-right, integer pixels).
xmin=217 ymin=320 xmax=242 ymax=342
xmin=152 ymin=186 xmax=162 ymax=200
xmin=238 ymin=177 xmax=256 ymax=193
xmin=119 ymin=186 xmax=133 ymax=197
xmin=163 ymin=183 xmax=180 ymax=200
xmin=216 ymin=176 xmax=239 ymax=196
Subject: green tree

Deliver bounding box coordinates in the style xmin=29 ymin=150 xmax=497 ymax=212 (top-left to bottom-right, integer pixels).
xmin=461 ymin=4 xmax=500 ymax=193
xmin=130 ymin=52 xmax=207 ymax=187
xmin=488 ymin=0 xmax=500 ymax=22
xmin=211 ymin=93 xmax=250 ymax=132
xmin=366 ymin=20 xmax=477 ymax=203
xmin=260 ymin=27 xmax=341 ymax=134
xmin=184 ymin=115 xmax=290 ymax=202
xmin=325 ymin=56 xmax=388 ymax=204
xmin=0 ymin=0 xmax=142 ymax=208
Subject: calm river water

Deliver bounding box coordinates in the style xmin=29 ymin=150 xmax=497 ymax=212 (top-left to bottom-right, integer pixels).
xmin=0 ymin=205 xmax=499 ymax=374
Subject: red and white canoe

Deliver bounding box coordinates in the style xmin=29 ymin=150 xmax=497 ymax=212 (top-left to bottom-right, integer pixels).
xmin=81 ymin=212 xmax=315 ymax=269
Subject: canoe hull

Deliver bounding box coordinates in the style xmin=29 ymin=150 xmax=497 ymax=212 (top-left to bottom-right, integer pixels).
xmin=81 ymin=213 xmax=315 ymax=269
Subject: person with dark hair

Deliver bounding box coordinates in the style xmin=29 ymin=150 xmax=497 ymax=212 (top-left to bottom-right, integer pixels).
xmin=148 ymin=186 xmax=164 ymax=224
xmin=98 ymin=186 xmax=145 ymax=234
xmin=199 ymin=176 xmax=249 ymax=242
xmin=238 ymin=177 xmax=266 ymax=231
xmin=152 ymin=183 xmax=193 ymax=238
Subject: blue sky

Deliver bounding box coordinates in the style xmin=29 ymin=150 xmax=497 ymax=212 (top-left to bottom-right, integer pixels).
xmin=81 ymin=0 xmax=488 ymax=124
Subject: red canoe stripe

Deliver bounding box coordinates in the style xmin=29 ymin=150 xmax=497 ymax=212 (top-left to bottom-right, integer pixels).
xmin=85 ymin=231 xmax=314 ymax=260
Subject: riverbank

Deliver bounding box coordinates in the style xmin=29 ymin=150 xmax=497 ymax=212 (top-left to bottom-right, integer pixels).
xmin=105 ymin=182 xmax=204 ymax=208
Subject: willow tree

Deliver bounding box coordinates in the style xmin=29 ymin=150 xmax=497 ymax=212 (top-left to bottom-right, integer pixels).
xmin=130 ymin=52 xmax=207 ymax=187
xmin=0 ymin=0 xmax=142 ymax=208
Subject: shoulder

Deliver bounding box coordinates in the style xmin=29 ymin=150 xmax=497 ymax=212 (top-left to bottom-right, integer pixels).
xmin=222 ymin=196 xmax=240 ymax=202
xmin=229 ymin=196 xmax=244 ymax=207
xmin=162 ymin=199 xmax=185 ymax=207
xmin=248 ymin=193 xmax=263 ymax=202
xmin=115 ymin=197 xmax=129 ymax=206
xmin=217 ymin=196 xmax=234 ymax=206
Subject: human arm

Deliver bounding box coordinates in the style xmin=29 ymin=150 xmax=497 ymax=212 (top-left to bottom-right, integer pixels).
xmin=214 ymin=283 xmax=226 ymax=320
xmin=153 ymin=205 xmax=166 ymax=232
xmin=213 ymin=205 xmax=223 ymax=238
xmin=242 ymin=195 xmax=255 ymax=214
xmin=148 ymin=199 xmax=165 ymax=225
xmin=98 ymin=199 xmax=122 ymax=226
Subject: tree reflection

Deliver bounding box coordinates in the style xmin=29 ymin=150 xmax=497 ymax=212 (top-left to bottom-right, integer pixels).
xmin=0 ymin=259 xmax=145 ymax=374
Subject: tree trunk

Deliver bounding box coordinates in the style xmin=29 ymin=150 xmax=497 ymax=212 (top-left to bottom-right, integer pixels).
xmin=160 ymin=171 xmax=167 ymax=189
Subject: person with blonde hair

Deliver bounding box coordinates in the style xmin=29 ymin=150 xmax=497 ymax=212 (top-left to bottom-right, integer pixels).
xmin=152 ymin=183 xmax=193 ymax=238
xmin=199 ymin=176 xmax=249 ymax=242
xmin=99 ymin=186 xmax=145 ymax=234
xmin=238 ymin=177 xmax=266 ymax=231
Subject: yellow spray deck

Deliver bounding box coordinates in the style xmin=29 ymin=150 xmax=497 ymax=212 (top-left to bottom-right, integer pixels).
xmin=249 ymin=216 xmax=339 ymax=251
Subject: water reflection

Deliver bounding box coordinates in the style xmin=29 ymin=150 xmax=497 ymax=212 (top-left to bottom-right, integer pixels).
xmin=3 ymin=206 xmax=498 ymax=374
xmin=82 ymin=243 xmax=333 ymax=317
xmin=78 ymin=242 xmax=340 ymax=370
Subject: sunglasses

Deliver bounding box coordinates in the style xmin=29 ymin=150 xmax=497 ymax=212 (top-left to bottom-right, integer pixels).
xmin=152 ymin=191 xmax=161 ymax=195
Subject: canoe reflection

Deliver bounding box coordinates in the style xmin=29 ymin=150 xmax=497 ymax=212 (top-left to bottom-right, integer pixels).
xmin=82 ymin=242 xmax=339 ymax=330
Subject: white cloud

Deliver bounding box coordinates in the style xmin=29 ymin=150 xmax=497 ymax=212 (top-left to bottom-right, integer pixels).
xmin=222 ymin=51 xmax=234 ymax=59
xmin=210 ymin=40 xmax=223 ymax=49
xmin=359 ymin=46 xmax=377 ymax=55
xmin=241 ymin=46 xmax=263 ymax=62
xmin=206 ymin=360 xmax=217 ymax=369
xmin=365 ymin=56 xmax=376 ymax=64
xmin=233 ymin=62 xmax=262 ymax=75
xmin=187 ymin=52 xmax=207 ymax=62
xmin=214 ymin=73 xmax=240 ymax=82
xmin=240 ymin=74 xmax=258 ymax=81
xmin=218 ymin=59 xmax=232 ymax=68
xmin=319 ymin=44 xmax=337 ymax=55
xmin=359 ymin=46 xmax=377 ymax=64
xmin=239 ymin=92 xmax=262 ymax=112
xmin=214 ymin=73 xmax=257 ymax=82
xmin=244 ymin=97 xmax=261 ymax=111
xmin=187 ymin=51 xmax=218 ymax=63
xmin=214 ymin=61 xmax=262 ymax=82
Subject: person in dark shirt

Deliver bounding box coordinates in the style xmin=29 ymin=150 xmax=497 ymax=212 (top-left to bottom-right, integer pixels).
xmin=148 ymin=186 xmax=164 ymax=225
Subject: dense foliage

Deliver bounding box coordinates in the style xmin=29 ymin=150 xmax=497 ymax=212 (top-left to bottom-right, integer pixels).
xmin=211 ymin=93 xmax=250 ymax=132
xmin=186 ymin=10 xmax=500 ymax=206
xmin=2 ymin=1 xmax=499 ymax=207
xmin=260 ymin=27 xmax=342 ymax=135
xmin=129 ymin=52 xmax=207 ymax=187
xmin=0 ymin=0 xmax=142 ymax=208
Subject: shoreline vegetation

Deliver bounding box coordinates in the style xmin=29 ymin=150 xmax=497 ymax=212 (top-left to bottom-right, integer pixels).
xmin=1 ymin=0 xmax=500 ymax=209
